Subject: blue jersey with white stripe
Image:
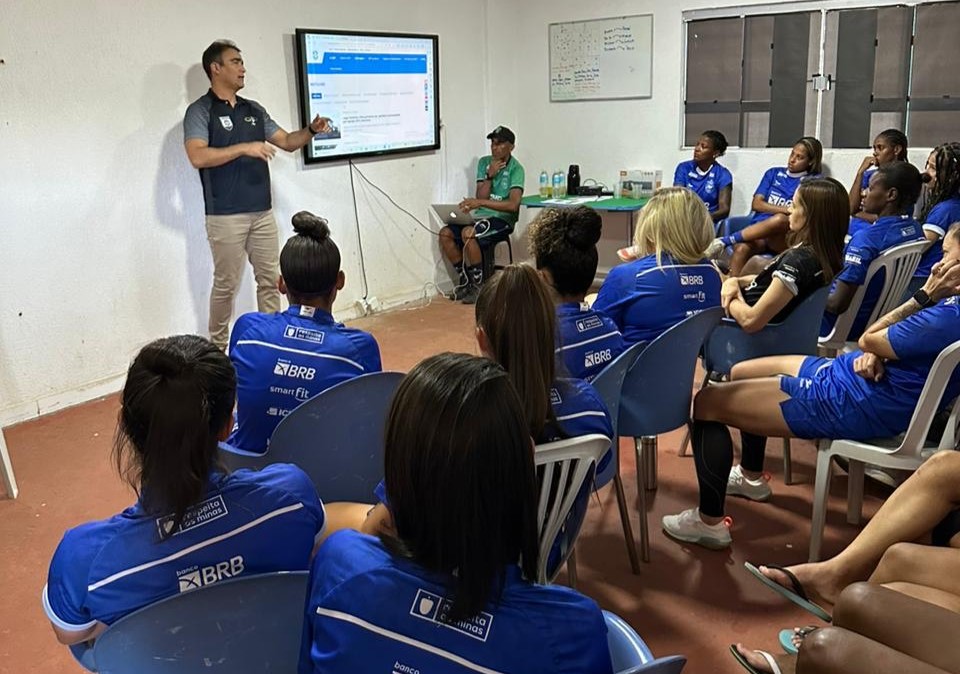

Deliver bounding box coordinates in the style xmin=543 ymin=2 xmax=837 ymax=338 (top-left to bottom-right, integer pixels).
xmin=43 ymin=465 xmax=324 ymax=631
xmin=793 ymin=297 xmax=960 ymax=439
xmin=822 ymin=214 xmax=923 ymax=340
xmin=228 ymin=306 xmax=382 ymax=453
xmin=593 ymin=253 xmax=722 ymax=346
xmin=299 ymin=530 xmax=613 ymax=674
xmin=555 ymin=302 xmax=624 ymax=381
xmin=750 ymin=167 xmax=814 ymax=224
xmin=673 ymin=160 xmax=733 ymax=214
xmin=915 ymin=196 xmax=960 ymax=278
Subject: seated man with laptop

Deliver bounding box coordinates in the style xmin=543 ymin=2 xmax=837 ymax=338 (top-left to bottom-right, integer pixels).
xmin=437 ymin=125 xmax=525 ymax=304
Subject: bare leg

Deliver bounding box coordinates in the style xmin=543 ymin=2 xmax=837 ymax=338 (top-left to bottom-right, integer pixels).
xmin=460 ymin=226 xmax=482 ymax=267
xmin=830 ymin=583 xmax=960 ymax=674
xmin=759 ymin=450 xmax=960 ymax=605
xmin=742 ymin=254 xmax=773 ymax=276
xmin=870 ymin=543 xmax=960 ymax=605
xmin=318 ymin=502 xmax=372 ymax=545
xmin=797 ymin=628 xmax=951 ymax=674
xmin=728 ymin=214 xmax=790 ymax=275
xmin=731 ymin=355 xmax=809 ymax=381
xmin=438 ymin=226 xmax=463 ymax=265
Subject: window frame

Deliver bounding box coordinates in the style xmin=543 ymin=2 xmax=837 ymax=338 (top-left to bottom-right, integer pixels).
xmin=680 ymin=0 xmax=958 ymax=148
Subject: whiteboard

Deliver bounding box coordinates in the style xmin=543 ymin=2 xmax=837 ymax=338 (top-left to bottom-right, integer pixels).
xmin=549 ymin=15 xmax=653 ymax=102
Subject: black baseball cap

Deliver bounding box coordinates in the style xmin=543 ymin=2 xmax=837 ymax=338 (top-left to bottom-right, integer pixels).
xmin=486 ymin=126 xmax=515 ymax=144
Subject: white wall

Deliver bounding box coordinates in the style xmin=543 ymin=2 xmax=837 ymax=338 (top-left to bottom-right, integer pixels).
xmin=485 ymin=0 xmax=932 ymax=246
xmin=0 ymin=0 xmax=491 ymax=425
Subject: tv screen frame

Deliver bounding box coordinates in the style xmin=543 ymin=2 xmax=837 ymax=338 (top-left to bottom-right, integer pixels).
xmin=294 ymin=28 xmax=441 ymax=165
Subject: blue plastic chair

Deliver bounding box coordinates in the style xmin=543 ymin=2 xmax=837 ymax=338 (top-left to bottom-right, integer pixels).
xmin=605 ymin=611 xmax=687 ymax=674
xmin=618 ymin=307 xmax=724 ymax=559
xmin=717 ymin=214 xmax=753 ymax=237
xmin=590 ymin=340 xmax=649 ymax=571
xmin=687 ymin=287 xmax=830 ymax=483
xmin=88 ymin=572 xmax=308 ymax=673
xmin=219 ymin=371 xmax=404 ymax=503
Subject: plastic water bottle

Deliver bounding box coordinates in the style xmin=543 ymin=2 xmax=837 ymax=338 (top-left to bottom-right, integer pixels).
xmin=552 ymin=171 xmax=562 ymax=199
xmin=539 ymin=170 xmax=549 ymax=198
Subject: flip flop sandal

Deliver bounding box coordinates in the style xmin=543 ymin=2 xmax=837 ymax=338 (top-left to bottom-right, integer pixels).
xmin=779 ymin=625 xmax=818 ymax=655
xmin=744 ymin=561 xmax=833 ymax=622
xmin=729 ymin=644 xmax=783 ymax=674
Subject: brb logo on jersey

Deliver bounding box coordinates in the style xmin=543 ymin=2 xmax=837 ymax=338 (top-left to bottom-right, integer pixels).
xmin=679 ymin=274 xmax=705 ymax=286
xmin=584 ymin=349 xmax=613 ymax=369
xmin=768 ymin=194 xmax=792 ymax=208
xmin=176 ymin=556 xmax=244 ymax=594
xmin=274 ymin=359 xmax=316 ymax=380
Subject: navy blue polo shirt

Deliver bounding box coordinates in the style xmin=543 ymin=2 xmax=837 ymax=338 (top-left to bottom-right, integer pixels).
xmin=183 ymin=90 xmax=280 ymax=215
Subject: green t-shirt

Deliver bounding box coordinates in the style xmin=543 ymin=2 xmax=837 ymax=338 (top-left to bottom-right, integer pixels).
xmin=473 ymin=155 xmax=525 ymax=225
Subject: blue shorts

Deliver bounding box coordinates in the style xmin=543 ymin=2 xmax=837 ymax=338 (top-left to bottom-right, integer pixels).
xmin=447 ymin=217 xmax=511 ymax=246
xmin=778 ymin=356 xmax=874 ymax=439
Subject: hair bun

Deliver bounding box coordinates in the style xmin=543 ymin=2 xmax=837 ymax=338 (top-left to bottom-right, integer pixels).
xmin=291 ymin=211 xmax=330 ymax=242
xmin=564 ymin=207 xmax=602 ymax=249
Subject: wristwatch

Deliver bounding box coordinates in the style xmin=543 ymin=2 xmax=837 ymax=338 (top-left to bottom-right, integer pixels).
xmin=912 ymin=288 xmax=937 ymax=309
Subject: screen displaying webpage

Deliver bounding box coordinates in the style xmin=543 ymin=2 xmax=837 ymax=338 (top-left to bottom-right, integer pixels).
xmin=298 ymin=31 xmax=439 ymax=163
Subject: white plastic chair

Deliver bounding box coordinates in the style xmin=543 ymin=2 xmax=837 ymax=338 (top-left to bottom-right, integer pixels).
xmin=0 ymin=428 xmax=18 ymax=499
xmin=809 ymin=340 xmax=960 ymax=561
xmin=534 ymin=434 xmax=610 ymax=585
xmin=819 ymin=239 xmax=928 ymax=352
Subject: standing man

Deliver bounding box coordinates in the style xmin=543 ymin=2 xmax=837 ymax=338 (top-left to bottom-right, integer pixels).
xmin=184 ymin=39 xmax=331 ymax=350
xmin=439 ymin=126 xmax=524 ymax=304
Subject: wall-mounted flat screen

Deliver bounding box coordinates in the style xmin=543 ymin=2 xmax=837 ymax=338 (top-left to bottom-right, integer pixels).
xmin=295 ymin=29 xmax=440 ymax=164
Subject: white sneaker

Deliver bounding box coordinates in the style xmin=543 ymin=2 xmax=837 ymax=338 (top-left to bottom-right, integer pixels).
xmin=727 ymin=465 xmax=772 ymax=502
xmin=662 ymin=508 xmax=732 ymax=550
xmin=704 ymin=238 xmax=727 ymax=259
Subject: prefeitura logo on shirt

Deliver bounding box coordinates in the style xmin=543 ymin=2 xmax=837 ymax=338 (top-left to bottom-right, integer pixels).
xmin=409 ymin=588 xmax=493 ymax=642
xmin=575 ymin=315 xmax=603 ymax=332
xmin=156 ymin=495 xmax=228 ymax=537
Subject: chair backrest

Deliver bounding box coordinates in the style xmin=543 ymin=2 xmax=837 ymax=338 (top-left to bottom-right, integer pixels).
xmin=820 ymin=239 xmax=927 ymax=350
xmin=891 ymin=339 xmax=960 ymax=458
xmin=219 ymin=371 xmax=404 ymax=503
xmin=92 ymin=572 xmax=308 ymax=674
xmin=703 ymin=286 xmax=829 ymax=375
xmin=603 ymin=610 xmax=687 ymax=674
xmin=618 ymin=307 xmax=724 ymax=437
xmin=590 ymin=341 xmax=649 ymax=487
xmin=534 ymin=434 xmax=610 ymax=583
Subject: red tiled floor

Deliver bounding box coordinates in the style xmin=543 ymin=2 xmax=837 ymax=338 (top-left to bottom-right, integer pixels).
xmin=0 ymin=298 xmax=881 ymax=674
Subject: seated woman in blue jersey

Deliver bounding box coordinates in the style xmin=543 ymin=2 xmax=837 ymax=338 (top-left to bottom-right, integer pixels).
xmin=821 ymin=161 xmax=925 ymax=342
xmin=618 ymin=130 xmax=732 ymax=262
xmin=227 ymin=211 xmax=382 ymax=454
xmin=527 ymin=206 xmax=625 ymax=381
xmin=907 ymin=141 xmax=960 ymax=296
xmin=661 ymin=225 xmax=960 ymax=550
xmin=475 ymin=263 xmax=613 ymax=448
xmin=720 ymin=177 xmax=846 ymax=333
xmin=594 ymin=186 xmax=722 ymax=346
xmin=43 ymin=335 xmax=325 ymax=658
xmin=299 ymin=353 xmax=614 ymax=674
xmin=706 ymin=136 xmax=823 ymax=276
xmin=847 ymin=129 xmax=910 ymax=241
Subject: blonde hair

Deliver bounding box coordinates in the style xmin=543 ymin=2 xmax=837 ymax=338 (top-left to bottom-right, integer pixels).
xmin=633 ymin=187 xmax=714 ymax=265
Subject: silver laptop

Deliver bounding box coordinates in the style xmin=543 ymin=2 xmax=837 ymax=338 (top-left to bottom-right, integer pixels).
xmin=432 ymin=203 xmax=476 ymax=226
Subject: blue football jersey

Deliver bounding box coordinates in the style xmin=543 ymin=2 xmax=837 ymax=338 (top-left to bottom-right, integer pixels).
xmin=750 ymin=167 xmax=814 ymax=224
xmin=228 ymin=306 xmax=382 ymax=453
xmin=594 ymin=253 xmax=722 ymax=346
xmin=44 ymin=465 xmax=324 ymax=631
xmin=673 ymin=159 xmax=733 ymax=214
xmin=299 ymin=530 xmax=614 ymax=674
xmin=915 ymin=196 xmax=960 ymax=278
xmin=823 ymin=214 xmax=923 ymax=340
xmin=555 ymin=303 xmax=624 ymax=381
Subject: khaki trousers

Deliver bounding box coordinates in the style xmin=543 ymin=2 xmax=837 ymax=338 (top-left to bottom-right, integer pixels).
xmin=205 ymin=210 xmax=281 ymax=349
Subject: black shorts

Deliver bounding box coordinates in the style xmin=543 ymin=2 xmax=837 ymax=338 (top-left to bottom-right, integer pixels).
xmin=446 ymin=217 xmax=511 ymax=246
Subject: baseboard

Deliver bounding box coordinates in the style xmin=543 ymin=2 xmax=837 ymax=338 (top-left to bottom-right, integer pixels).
xmin=0 ymin=372 xmax=125 ymax=428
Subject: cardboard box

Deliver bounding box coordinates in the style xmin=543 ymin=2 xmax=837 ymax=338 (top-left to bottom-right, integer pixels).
xmin=618 ymin=169 xmax=662 ymax=199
